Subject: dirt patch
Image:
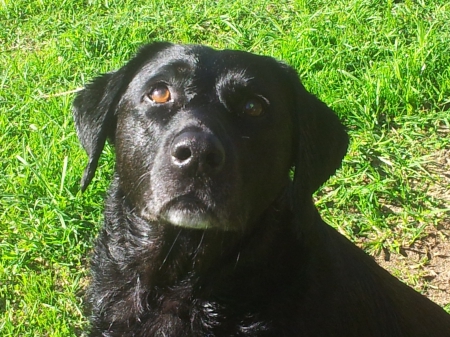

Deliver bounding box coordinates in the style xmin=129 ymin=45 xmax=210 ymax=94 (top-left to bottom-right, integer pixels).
xmin=372 ymin=147 xmax=450 ymax=308
xmin=374 ymin=221 xmax=450 ymax=307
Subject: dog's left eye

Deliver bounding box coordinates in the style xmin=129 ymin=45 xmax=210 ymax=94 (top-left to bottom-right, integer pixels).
xmin=242 ymin=97 xmax=265 ymax=117
xmin=148 ymin=84 xmax=171 ymax=104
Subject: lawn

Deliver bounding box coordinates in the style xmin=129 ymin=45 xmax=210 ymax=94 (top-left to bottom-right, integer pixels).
xmin=1 ymin=0 xmax=449 ymax=335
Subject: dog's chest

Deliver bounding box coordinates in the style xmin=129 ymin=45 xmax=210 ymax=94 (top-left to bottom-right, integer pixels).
xmin=146 ymin=293 xmax=272 ymax=336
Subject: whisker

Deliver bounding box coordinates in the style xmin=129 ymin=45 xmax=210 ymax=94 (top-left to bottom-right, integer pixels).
xmin=234 ymin=251 xmax=241 ymax=270
xmin=193 ymin=231 xmax=206 ymax=263
xmin=159 ymin=228 xmax=182 ymax=270
xmin=123 ymin=171 xmax=151 ymax=201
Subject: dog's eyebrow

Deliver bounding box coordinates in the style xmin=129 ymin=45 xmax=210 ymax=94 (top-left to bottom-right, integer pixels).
xmin=215 ymin=69 xmax=253 ymax=93
xmin=137 ymin=46 xmax=199 ymax=79
xmin=140 ymin=59 xmax=196 ymax=79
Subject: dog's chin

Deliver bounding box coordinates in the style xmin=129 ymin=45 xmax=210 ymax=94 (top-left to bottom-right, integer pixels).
xmin=158 ymin=197 xmax=236 ymax=230
xmin=162 ymin=208 xmax=219 ymax=229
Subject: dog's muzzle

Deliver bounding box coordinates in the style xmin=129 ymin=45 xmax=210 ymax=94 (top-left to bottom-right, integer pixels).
xmin=157 ymin=130 xmax=227 ymax=229
xmin=170 ymin=130 xmax=225 ymax=176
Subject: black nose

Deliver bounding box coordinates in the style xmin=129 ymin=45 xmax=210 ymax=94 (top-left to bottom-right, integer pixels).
xmin=170 ymin=131 xmax=225 ymax=175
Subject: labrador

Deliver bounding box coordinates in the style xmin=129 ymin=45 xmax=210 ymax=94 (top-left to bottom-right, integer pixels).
xmin=74 ymin=42 xmax=450 ymax=336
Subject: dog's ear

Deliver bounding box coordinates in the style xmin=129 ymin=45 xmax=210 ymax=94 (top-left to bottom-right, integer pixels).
xmin=73 ymin=70 xmax=126 ymax=191
xmin=73 ymin=42 xmax=173 ymax=191
xmin=282 ymin=65 xmax=349 ymax=196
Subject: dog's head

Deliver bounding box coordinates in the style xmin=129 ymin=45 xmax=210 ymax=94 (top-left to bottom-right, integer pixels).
xmin=74 ymin=42 xmax=348 ymax=231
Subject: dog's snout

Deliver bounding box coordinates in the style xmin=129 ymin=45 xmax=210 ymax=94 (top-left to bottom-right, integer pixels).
xmin=171 ymin=131 xmax=225 ymax=175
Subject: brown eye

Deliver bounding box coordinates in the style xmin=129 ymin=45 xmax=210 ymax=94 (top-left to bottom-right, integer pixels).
xmin=243 ymin=97 xmax=264 ymax=117
xmin=149 ymin=84 xmax=171 ymax=103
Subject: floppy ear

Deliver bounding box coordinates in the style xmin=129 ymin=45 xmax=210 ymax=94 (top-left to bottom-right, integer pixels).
xmin=73 ymin=42 xmax=174 ymax=191
xmin=73 ymin=70 xmax=126 ymax=191
xmin=282 ymin=65 xmax=349 ymax=196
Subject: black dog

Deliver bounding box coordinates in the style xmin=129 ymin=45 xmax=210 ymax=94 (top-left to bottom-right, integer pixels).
xmin=74 ymin=42 xmax=450 ymax=336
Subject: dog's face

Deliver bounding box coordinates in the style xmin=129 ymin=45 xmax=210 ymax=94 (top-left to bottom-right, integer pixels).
xmin=114 ymin=45 xmax=295 ymax=231
xmin=74 ymin=42 xmax=348 ymax=232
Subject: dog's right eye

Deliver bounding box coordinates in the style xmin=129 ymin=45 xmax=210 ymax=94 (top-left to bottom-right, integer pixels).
xmin=240 ymin=95 xmax=268 ymax=118
xmin=148 ymin=84 xmax=171 ymax=104
xmin=243 ymin=97 xmax=264 ymax=117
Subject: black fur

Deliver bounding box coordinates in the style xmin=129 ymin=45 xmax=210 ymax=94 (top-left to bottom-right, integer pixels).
xmin=74 ymin=42 xmax=450 ymax=336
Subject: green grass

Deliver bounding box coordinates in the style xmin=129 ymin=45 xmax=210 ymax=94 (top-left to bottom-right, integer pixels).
xmin=1 ymin=0 xmax=449 ymax=334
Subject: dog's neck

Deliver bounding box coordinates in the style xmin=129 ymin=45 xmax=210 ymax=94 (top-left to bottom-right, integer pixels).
xmin=106 ymin=180 xmax=305 ymax=288
xmin=96 ymin=179 xmax=316 ymax=332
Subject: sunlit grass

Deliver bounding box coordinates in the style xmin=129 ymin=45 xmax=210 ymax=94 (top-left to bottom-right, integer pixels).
xmin=1 ymin=0 xmax=449 ymax=334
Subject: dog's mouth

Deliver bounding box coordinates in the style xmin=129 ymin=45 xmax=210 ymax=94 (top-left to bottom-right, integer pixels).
xmin=159 ymin=195 xmax=222 ymax=230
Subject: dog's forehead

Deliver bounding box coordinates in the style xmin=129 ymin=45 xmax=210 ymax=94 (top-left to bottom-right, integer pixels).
xmin=136 ymin=45 xmax=198 ymax=76
xmin=196 ymin=45 xmax=283 ymax=80
xmin=139 ymin=44 xmax=280 ymax=81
